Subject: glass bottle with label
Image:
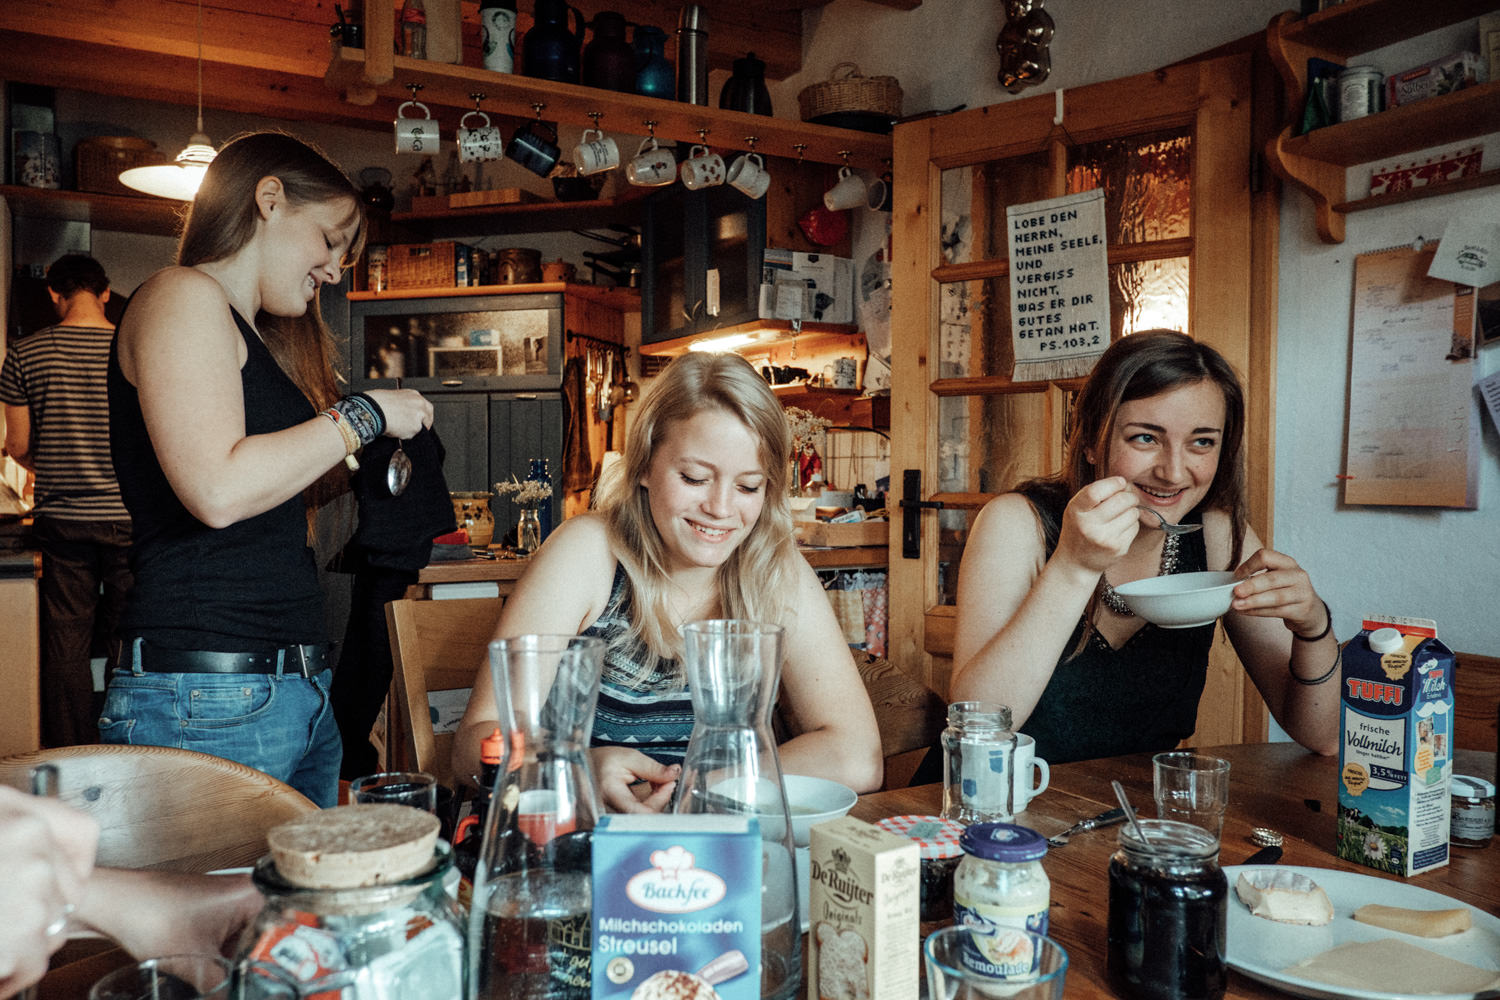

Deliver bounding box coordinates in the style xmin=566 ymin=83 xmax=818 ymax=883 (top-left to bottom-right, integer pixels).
xmin=468 ymin=635 xmax=606 ymax=1000
xmin=952 ymin=822 xmax=1050 ymax=976
xmin=1107 ymin=818 xmax=1227 ymax=1000
xmin=941 ymin=701 xmax=1017 ymax=824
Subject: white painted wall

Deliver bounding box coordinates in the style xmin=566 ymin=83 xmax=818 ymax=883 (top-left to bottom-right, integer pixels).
xmin=785 ymin=0 xmax=1500 ymax=656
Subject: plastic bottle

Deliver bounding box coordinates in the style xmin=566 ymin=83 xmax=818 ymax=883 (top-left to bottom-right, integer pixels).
xmin=400 ymin=0 xmax=427 ymax=58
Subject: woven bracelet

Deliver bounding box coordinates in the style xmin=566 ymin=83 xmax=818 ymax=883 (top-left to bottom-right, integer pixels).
xmin=331 ymin=394 xmax=384 ymax=447
xmin=1290 ymin=643 xmax=1340 ymax=686
xmin=1292 ymin=599 xmax=1332 ymax=642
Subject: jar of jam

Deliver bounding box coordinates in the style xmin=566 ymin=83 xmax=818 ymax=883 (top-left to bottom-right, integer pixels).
xmin=953 ymin=823 xmax=1050 ymax=976
xmin=1107 ymin=819 xmax=1226 ymax=1000
xmin=1451 ymin=775 xmax=1496 ymax=848
xmin=875 ymin=814 xmax=965 ymax=922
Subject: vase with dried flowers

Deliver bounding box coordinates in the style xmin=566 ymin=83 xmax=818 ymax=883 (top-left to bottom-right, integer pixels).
xmin=494 ymin=476 xmax=554 ymax=555
xmin=783 ymin=406 xmax=831 ymax=496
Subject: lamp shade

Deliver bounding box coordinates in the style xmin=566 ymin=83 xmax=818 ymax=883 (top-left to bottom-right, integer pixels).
xmin=118 ymin=133 xmax=216 ymax=200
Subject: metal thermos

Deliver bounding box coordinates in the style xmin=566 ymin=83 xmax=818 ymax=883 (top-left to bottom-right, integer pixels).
xmin=675 ymin=5 xmax=709 ymax=105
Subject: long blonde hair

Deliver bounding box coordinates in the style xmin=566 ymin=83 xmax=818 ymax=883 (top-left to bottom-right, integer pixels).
xmin=593 ymin=353 xmax=799 ymax=680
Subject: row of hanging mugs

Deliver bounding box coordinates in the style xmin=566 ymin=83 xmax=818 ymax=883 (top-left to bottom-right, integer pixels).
xmin=394 ymin=93 xmax=774 ymax=196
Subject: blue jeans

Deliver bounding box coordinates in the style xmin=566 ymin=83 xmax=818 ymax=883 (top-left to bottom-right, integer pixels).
xmin=99 ymin=641 xmax=342 ymax=807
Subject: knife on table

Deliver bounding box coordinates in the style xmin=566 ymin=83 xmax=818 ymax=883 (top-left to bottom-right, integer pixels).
xmin=1047 ymin=806 xmax=1126 ymax=844
xmin=1239 ymin=844 xmax=1284 ymax=866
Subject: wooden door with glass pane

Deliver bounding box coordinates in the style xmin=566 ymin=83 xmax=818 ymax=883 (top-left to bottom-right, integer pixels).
xmin=887 ymin=54 xmax=1270 ymax=747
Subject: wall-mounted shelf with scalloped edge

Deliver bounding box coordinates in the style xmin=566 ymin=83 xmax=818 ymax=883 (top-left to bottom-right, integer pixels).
xmin=1264 ymin=1 xmax=1500 ymax=243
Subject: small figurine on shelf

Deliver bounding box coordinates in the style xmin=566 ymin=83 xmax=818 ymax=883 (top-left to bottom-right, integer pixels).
xmin=410 ymin=156 xmax=437 ymax=198
xmin=784 ymin=406 xmax=831 ymax=497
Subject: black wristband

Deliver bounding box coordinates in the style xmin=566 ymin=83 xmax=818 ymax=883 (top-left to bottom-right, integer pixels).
xmin=1290 ymin=643 xmax=1340 ymax=686
xmin=332 ymin=395 xmax=383 ymax=447
xmin=351 ymin=392 xmax=387 ymax=437
xmin=1292 ymin=599 xmax=1332 ymax=642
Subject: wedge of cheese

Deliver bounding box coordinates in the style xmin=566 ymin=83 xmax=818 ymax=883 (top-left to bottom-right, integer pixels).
xmin=1234 ymin=870 xmax=1334 ymax=925
xmin=267 ymin=803 xmax=440 ymax=889
xmin=1351 ymin=903 xmax=1473 ymax=938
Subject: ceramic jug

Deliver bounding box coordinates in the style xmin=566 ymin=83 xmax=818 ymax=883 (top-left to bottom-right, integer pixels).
xmin=632 ymin=24 xmax=673 ymax=98
xmin=522 ymin=0 xmax=584 ymax=83
xmin=582 ymin=10 xmax=635 ymax=91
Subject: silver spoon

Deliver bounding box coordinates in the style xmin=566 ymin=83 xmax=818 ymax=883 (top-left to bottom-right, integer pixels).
xmin=1111 ymin=779 xmax=1153 ymax=844
xmin=387 ymin=379 xmax=411 ymax=496
xmin=1136 ymin=504 xmax=1202 ymax=536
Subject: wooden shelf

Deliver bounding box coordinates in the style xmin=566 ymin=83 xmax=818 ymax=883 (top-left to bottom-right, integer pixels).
xmin=774 ymin=386 xmax=890 ymax=429
xmin=640 ymin=320 xmax=862 ymax=358
xmin=390 ymin=190 xmax=651 ymax=237
xmin=348 ymin=281 xmax=639 ymax=307
xmin=1263 ymin=3 xmax=1500 ymax=243
xmin=1334 ymin=167 xmax=1500 ymax=213
xmin=0 ymin=185 xmax=183 ymax=237
xmin=325 ymin=49 xmax=892 ymax=171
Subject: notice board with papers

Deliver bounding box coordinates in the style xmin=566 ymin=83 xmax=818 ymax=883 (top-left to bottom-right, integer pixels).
xmin=1345 ymin=243 xmax=1479 ymax=508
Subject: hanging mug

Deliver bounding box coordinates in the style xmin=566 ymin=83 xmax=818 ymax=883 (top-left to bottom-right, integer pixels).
xmin=456 ymin=110 xmax=503 ymax=163
xmin=824 ymin=165 xmax=885 ymax=211
xmin=394 ymin=100 xmax=438 ymax=155
xmin=679 ymin=144 xmax=725 ymax=190
xmin=573 ymin=128 xmax=620 ymax=176
xmin=507 ymin=119 xmax=561 ymax=177
xmin=726 ymin=151 xmax=770 ymax=199
xmin=625 ymin=136 xmax=676 ymax=187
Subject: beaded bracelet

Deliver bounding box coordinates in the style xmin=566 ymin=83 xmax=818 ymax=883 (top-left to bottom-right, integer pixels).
xmin=1290 ymin=642 xmax=1340 ymax=686
xmin=1292 ymin=599 xmax=1332 ymax=642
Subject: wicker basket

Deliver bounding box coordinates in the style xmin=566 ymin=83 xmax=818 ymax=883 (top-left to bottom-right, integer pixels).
xmin=797 ymin=62 xmax=903 ymax=121
xmin=387 ymin=242 xmax=458 ymax=289
xmin=75 ymin=136 xmax=165 ymax=196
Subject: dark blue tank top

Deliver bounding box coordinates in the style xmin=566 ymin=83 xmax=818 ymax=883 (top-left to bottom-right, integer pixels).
xmin=1019 ymin=509 xmax=1216 ymax=765
xmin=108 ymin=307 xmax=326 ymax=650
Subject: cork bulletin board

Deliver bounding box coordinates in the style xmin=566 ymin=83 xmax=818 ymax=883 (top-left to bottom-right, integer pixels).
xmin=1344 ymin=242 xmax=1479 ymax=508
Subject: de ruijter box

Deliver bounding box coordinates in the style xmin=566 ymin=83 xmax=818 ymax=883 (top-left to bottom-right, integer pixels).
xmin=592 ymin=814 xmax=762 ymax=1000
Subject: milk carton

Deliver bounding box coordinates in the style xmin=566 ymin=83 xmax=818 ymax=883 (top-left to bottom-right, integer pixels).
xmin=591 ymin=814 xmax=762 ymax=1000
xmin=1337 ymin=615 xmax=1456 ymax=877
xmin=807 ymin=815 xmax=920 ymax=1000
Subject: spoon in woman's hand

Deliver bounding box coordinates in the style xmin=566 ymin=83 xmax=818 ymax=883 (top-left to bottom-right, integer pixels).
xmin=1136 ymin=504 xmax=1202 ymax=536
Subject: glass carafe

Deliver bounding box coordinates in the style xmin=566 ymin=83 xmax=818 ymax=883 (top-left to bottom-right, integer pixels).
xmin=673 ymin=620 xmax=800 ymax=1000
xmin=468 ymin=635 xmax=605 ymax=1000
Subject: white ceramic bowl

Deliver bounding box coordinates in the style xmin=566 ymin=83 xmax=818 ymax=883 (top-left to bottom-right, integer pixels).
xmin=784 ymin=774 xmax=858 ymax=848
xmin=1112 ymin=570 xmax=1238 ymax=629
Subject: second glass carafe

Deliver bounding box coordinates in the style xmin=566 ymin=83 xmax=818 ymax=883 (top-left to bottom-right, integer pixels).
xmin=468 ymin=634 xmax=605 ymax=1000
xmin=673 ymin=620 xmax=800 ymax=1000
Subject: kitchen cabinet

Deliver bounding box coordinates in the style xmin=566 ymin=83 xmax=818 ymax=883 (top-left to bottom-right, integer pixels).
xmin=1264 ymin=0 xmax=1500 ymax=243
xmin=642 ymin=185 xmax=768 ymax=344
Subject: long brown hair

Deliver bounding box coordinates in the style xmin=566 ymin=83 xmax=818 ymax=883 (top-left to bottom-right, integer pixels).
xmin=178 ymin=130 xmax=364 ymax=414
xmin=1019 ymin=329 xmax=1249 ymax=569
xmin=593 ymin=352 xmax=798 ymax=681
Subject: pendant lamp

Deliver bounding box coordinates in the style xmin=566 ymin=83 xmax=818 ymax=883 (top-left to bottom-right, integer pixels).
xmin=119 ymin=0 xmax=216 ymax=199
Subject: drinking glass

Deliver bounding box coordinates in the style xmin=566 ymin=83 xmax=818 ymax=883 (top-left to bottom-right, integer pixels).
xmin=924 ymin=926 xmax=1068 ymax=1000
xmin=90 ymin=954 xmax=231 ymax=1000
xmin=1153 ymin=751 xmax=1231 ymax=838
xmin=349 ymin=770 xmax=438 ymax=812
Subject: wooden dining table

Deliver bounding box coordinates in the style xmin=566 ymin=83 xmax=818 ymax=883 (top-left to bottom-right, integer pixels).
xmin=850 ymin=742 xmax=1500 ymax=1000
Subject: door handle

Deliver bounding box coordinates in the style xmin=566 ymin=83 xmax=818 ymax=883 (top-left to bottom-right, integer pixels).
xmin=899 ymin=469 xmax=944 ymax=559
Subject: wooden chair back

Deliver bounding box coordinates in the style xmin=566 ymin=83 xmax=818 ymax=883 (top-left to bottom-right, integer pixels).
xmin=1454 ymin=650 xmax=1500 ymax=756
xmin=0 ymin=744 xmax=316 ymax=872
xmin=385 ymin=596 xmax=505 ymax=788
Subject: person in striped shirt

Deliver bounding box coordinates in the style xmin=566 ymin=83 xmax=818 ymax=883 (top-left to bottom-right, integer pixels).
xmin=1 ymin=253 xmax=132 ymax=747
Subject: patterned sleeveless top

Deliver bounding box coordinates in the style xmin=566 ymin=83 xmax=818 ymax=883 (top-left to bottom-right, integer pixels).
xmin=585 ymin=565 xmax=696 ymax=765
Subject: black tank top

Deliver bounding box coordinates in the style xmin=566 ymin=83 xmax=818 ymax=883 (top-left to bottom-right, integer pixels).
xmin=109 ymin=307 xmax=326 ymax=650
xmin=1020 ymin=512 xmax=1215 ymax=764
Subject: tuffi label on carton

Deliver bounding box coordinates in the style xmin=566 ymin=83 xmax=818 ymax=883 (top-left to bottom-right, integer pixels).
xmin=592 ymin=814 xmax=762 ymax=1000
xmin=1338 ymin=615 xmax=1456 ymax=877
xmin=808 ymin=815 xmax=920 ymax=1000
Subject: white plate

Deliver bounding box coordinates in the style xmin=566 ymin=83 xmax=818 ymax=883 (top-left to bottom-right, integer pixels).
xmin=1224 ymin=865 xmax=1500 ymax=1000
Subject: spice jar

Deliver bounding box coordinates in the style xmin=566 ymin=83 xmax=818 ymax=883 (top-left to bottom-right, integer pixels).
xmin=1451 ymin=775 xmax=1496 ymax=848
xmin=875 ymin=814 xmax=965 ymax=922
xmin=952 ymin=823 xmax=1050 ymax=976
xmin=1107 ymin=819 xmax=1227 ymax=1000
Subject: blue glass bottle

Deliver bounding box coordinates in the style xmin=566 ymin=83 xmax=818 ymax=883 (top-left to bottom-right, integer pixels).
xmin=632 ymin=25 xmax=673 ymax=98
xmin=527 ymin=457 xmax=553 ymax=541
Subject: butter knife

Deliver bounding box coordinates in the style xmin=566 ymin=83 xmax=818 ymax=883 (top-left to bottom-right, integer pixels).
xmin=1046 ymin=806 xmax=1126 ymax=846
xmin=1239 ymin=845 xmax=1284 ymax=866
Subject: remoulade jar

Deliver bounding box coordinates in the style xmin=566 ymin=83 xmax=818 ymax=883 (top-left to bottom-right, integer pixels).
xmin=952 ymin=823 xmax=1050 ymax=976
xmin=1107 ymin=819 xmax=1227 ymax=1000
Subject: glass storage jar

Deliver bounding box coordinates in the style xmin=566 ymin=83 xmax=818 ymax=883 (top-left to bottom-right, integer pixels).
xmin=1107 ymin=819 xmax=1226 ymax=1000
xmin=237 ymin=842 xmax=465 ymax=999
xmin=1451 ymin=775 xmax=1496 ymax=848
xmin=941 ymin=701 xmax=1018 ymax=824
xmin=952 ymin=822 xmax=1050 ymax=976
xmin=876 ymin=814 xmax=965 ymax=922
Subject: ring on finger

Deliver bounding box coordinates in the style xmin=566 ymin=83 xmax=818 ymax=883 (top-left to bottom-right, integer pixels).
xmin=44 ymin=902 xmax=76 ymax=938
